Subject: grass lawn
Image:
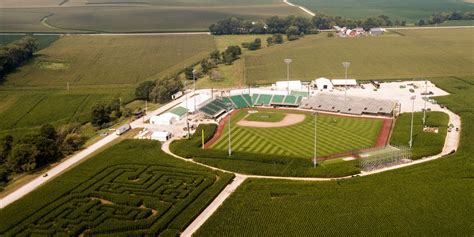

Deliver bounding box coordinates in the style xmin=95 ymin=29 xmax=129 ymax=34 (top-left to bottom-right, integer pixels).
xmin=244 ymin=111 xmax=286 ymax=122
xmin=390 ymin=111 xmax=449 ymax=159
xmin=242 ymin=28 xmax=474 ymax=85
xmin=194 ymin=76 xmax=474 ymax=236
xmin=0 ymin=140 xmax=233 ymax=236
xmin=292 ymin=0 xmax=473 ymax=22
xmin=211 ymin=109 xmax=383 ymax=158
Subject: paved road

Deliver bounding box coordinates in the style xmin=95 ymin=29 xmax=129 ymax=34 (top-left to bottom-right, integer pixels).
xmin=283 ymin=0 xmax=315 ymax=16
xmin=387 ymin=26 xmax=474 ymax=30
xmin=0 ymin=91 xmax=195 ymax=208
xmin=0 ymin=32 xmax=211 ymax=36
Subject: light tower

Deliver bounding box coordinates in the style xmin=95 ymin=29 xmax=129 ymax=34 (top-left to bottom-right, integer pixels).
xmin=423 ymin=80 xmax=427 ymax=125
xmin=284 ymin=59 xmax=292 ymax=95
xmin=342 ymin=61 xmax=351 ymax=100
xmin=192 ymin=69 xmax=197 ymax=113
xmin=226 ymin=102 xmax=233 ymax=157
xmin=409 ymin=95 xmax=416 ymax=148
xmin=313 ymin=111 xmax=318 ymax=168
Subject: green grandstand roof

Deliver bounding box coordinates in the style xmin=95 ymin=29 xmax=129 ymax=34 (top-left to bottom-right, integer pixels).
xmin=169 ymin=106 xmax=188 ymax=116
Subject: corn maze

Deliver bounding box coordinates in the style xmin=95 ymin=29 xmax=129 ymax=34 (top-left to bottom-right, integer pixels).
xmin=4 ymin=164 xmax=216 ymax=236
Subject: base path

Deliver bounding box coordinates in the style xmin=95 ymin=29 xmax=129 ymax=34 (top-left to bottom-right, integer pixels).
xmin=237 ymin=113 xmax=305 ymax=128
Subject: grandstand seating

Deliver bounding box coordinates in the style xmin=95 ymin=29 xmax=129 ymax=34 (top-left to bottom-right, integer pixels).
xmin=271 ymin=95 xmax=285 ymax=104
xmin=252 ymin=94 xmax=259 ymax=105
xmin=255 ymin=94 xmax=272 ymax=106
xmin=199 ymin=98 xmax=228 ymax=118
xmin=283 ymin=95 xmax=297 ymax=104
xmin=230 ymin=95 xmax=252 ymax=108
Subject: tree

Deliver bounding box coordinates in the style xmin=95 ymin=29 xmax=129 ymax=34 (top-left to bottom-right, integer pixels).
xmin=184 ymin=67 xmax=194 ymax=79
xmin=266 ymin=37 xmax=273 ymax=47
xmin=150 ymin=75 xmax=184 ymax=104
xmin=91 ymin=103 xmax=111 ymax=127
xmin=61 ymin=133 xmax=85 ymax=155
xmin=7 ymin=144 xmax=39 ymax=172
xmin=248 ymin=38 xmax=262 ymax=51
xmin=0 ymin=135 xmax=13 ymax=164
xmin=135 ymin=80 xmax=156 ymax=101
xmin=286 ymin=25 xmax=300 ymax=38
xmin=39 ymin=124 xmax=56 ymax=140
xmin=209 ymin=50 xmax=222 ymax=63
xmin=273 ymin=34 xmax=284 ymax=44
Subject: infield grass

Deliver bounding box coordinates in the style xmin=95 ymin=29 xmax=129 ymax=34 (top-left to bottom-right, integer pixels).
xmin=211 ymin=109 xmax=383 ymax=158
xmin=244 ymin=111 xmax=286 ymax=122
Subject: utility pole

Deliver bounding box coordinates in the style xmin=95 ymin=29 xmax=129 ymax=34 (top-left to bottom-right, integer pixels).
xmin=423 ymin=80 xmax=427 ymax=125
xmin=192 ymin=69 xmax=197 ymax=113
xmin=284 ymin=59 xmax=292 ymax=95
xmin=342 ymin=62 xmax=350 ymax=100
xmin=313 ymin=112 xmax=317 ymax=168
xmin=186 ymin=93 xmax=190 ymax=139
xmin=409 ymin=95 xmax=416 ymax=148
xmin=227 ymin=102 xmax=233 ymax=156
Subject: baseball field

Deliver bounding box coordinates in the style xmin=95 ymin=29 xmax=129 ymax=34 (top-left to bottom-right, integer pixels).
xmin=209 ymin=109 xmax=387 ymax=158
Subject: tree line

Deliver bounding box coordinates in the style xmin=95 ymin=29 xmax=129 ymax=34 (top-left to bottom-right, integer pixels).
xmin=416 ymin=11 xmax=473 ymax=26
xmin=135 ymin=75 xmax=184 ymax=104
xmin=0 ymin=36 xmax=37 ymax=79
xmin=0 ymin=124 xmax=85 ymax=186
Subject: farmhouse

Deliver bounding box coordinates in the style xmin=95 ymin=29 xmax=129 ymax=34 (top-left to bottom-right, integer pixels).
xmin=312 ymin=77 xmax=333 ymax=90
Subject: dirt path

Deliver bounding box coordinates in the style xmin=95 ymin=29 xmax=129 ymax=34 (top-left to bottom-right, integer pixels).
xmin=237 ymin=113 xmax=305 ymax=128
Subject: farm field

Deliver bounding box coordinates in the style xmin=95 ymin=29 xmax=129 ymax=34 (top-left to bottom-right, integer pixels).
xmin=0 ymin=88 xmax=134 ymax=139
xmin=0 ymin=34 xmax=59 ymax=50
xmin=0 ymin=140 xmax=233 ymax=236
xmin=0 ymin=0 xmax=303 ymax=32
xmin=292 ymin=0 xmax=474 ymax=22
xmin=243 ymin=28 xmax=474 ymax=85
xmin=2 ymin=34 xmax=215 ymax=87
xmin=390 ymin=111 xmax=449 ymax=159
xmin=195 ymin=76 xmax=474 ymax=236
xmin=211 ymin=109 xmax=383 ymax=158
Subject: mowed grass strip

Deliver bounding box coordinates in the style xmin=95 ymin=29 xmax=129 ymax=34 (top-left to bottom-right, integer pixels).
xmin=244 ymin=112 xmax=286 ymax=122
xmin=211 ymin=109 xmax=382 ymax=158
xmin=3 ymin=35 xmax=216 ymax=87
xmin=244 ymin=28 xmax=474 ymax=84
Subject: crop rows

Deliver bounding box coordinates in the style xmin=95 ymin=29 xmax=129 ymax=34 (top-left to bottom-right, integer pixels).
xmin=4 ymin=164 xmax=216 ymax=236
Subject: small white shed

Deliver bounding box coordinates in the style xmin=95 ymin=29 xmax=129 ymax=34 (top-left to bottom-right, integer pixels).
xmin=151 ymin=131 xmax=171 ymax=142
xmin=313 ymin=77 xmax=333 ymax=90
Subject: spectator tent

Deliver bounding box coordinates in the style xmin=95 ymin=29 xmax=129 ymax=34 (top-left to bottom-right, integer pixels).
xmin=313 ymin=77 xmax=333 ymax=90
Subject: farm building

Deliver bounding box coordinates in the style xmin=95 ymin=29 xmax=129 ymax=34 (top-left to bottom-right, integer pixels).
xmin=151 ymin=131 xmax=171 ymax=142
xmin=274 ymin=80 xmax=303 ymax=91
xmin=370 ymin=28 xmax=385 ymax=36
xmin=150 ymin=113 xmax=179 ymax=125
xmin=331 ymin=79 xmax=358 ymax=87
xmin=312 ymin=77 xmax=333 ymax=90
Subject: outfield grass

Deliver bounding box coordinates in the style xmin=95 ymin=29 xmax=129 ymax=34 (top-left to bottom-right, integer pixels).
xmin=242 ymin=28 xmax=474 ymax=85
xmin=195 ymin=76 xmax=474 ymax=236
xmin=0 ymin=140 xmax=233 ymax=236
xmin=293 ymin=0 xmax=474 ymax=22
xmin=244 ymin=111 xmax=286 ymax=122
xmin=390 ymin=111 xmax=449 ymax=159
xmin=2 ymin=35 xmax=215 ymax=87
xmin=211 ymin=109 xmax=383 ymax=158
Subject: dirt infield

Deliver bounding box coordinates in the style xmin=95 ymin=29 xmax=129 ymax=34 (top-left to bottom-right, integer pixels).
xmin=237 ymin=113 xmax=305 ymax=128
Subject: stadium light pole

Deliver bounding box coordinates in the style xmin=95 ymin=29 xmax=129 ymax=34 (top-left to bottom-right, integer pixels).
xmin=192 ymin=69 xmax=197 ymax=113
xmin=423 ymin=80 xmax=427 ymax=126
xmin=284 ymin=59 xmax=292 ymax=95
xmin=186 ymin=93 xmax=190 ymax=139
xmin=226 ymin=102 xmax=233 ymax=156
xmin=342 ymin=62 xmax=351 ymax=100
xmin=409 ymin=95 xmax=416 ymax=148
xmin=313 ymin=112 xmax=318 ymax=168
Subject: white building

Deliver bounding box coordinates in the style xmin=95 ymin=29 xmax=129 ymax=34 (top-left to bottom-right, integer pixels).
xmin=313 ymin=77 xmax=333 ymax=90
xmin=150 ymin=113 xmax=179 ymax=125
xmin=331 ymin=79 xmax=358 ymax=87
xmin=274 ymin=80 xmax=303 ymax=91
xmin=151 ymin=131 xmax=171 ymax=142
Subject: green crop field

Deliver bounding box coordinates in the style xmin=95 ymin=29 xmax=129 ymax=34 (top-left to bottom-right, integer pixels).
xmin=2 ymin=34 xmax=215 ymax=87
xmin=195 ymin=76 xmax=474 ymax=236
xmin=390 ymin=111 xmax=449 ymax=159
xmin=0 ymin=140 xmax=233 ymax=236
xmin=242 ymin=28 xmax=474 ymax=85
xmin=0 ymin=0 xmax=303 ymax=32
xmin=211 ymin=109 xmax=383 ymax=158
xmin=293 ymin=0 xmax=474 ymax=22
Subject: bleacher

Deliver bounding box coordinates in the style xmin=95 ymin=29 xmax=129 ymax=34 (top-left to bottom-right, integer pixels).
xmin=255 ymin=94 xmax=272 ymax=106
xmin=229 ymin=94 xmax=252 ymax=108
xmin=270 ymin=95 xmax=302 ymax=107
xmin=271 ymin=95 xmax=285 ymax=104
xmin=199 ymin=98 xmax=228 ymax=118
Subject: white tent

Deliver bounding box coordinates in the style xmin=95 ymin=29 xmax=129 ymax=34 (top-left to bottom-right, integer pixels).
xmin=331 ymin=79 xmax=357 ymax=87
xmin=274 ymin=80 xmax=302 ymax=90
xmin=313 ymin=77 xmax=333 ymax=90
xmin=151 ymin=131 xmax=171 ymax=142
xmin=149 ymin=113 xmax=180 ymax=125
